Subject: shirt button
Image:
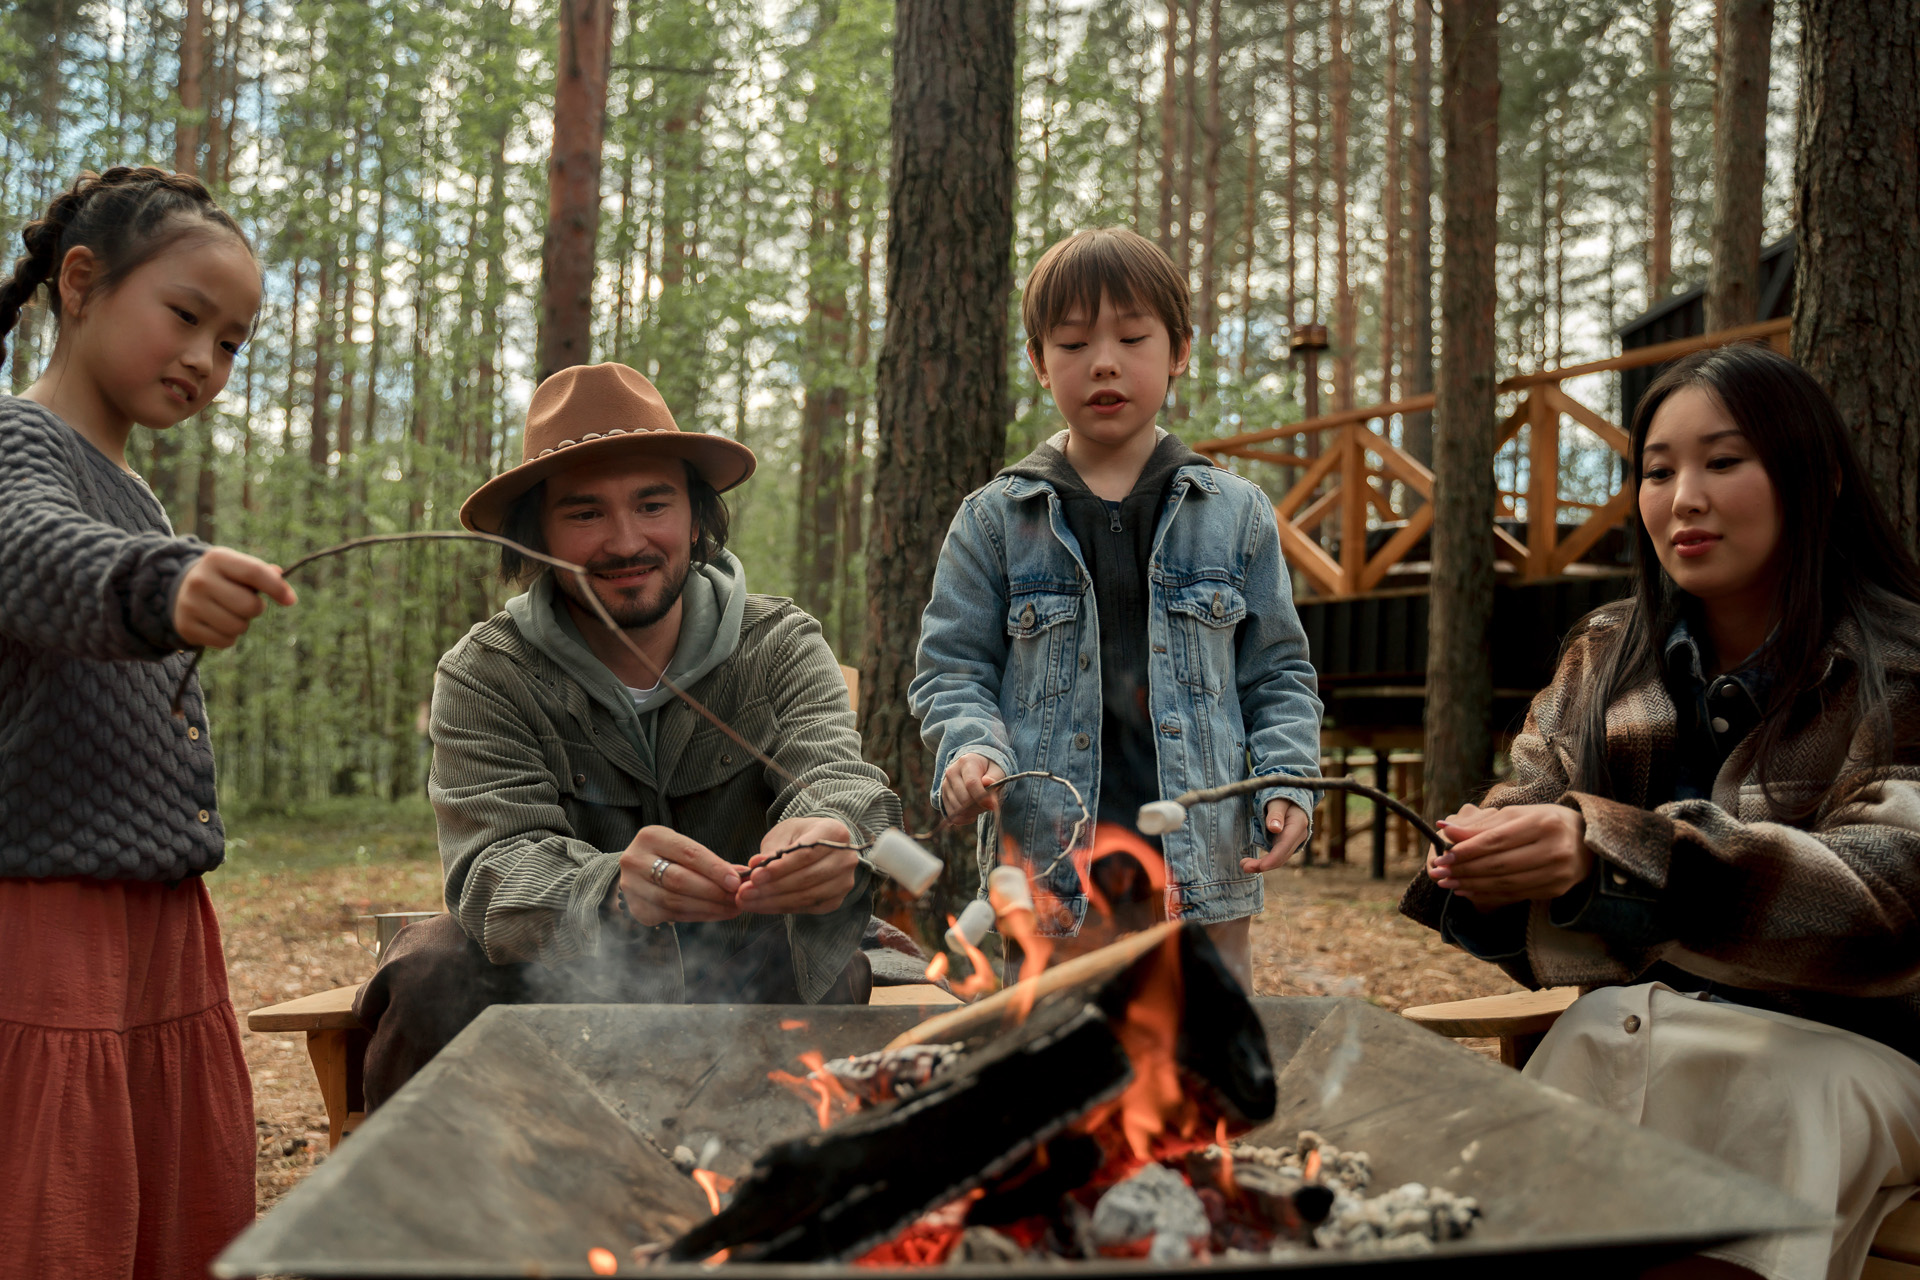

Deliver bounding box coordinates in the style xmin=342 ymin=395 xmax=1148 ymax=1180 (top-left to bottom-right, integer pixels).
xmin=1078 ymin=653 xmax=1091 ymax=670
xmin=1623 ymin=1015 xmax=1642 ymax=1034
xmin=1073 ymin=732 xmax=1091 ymax=750
xmin=1610 ymin=869 xmax=1629 ymax=886
xmin=1710 ymin=716 xmax=1731 ymax=734
xmin=196 ymin=809 xmax=210 ymax=823
xmin=573 ymin=773 xmax=586 ymax=786
xmin=187 ymin=726 xmax=200 ymax=740
xmin=721 ymin=754 xmax=733 ymax=765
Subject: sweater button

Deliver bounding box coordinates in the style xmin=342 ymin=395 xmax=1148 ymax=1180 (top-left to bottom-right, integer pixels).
xmin=1073 ymin=732 xmax=1091 ymax=750
xmin=187 ymin=726 xmax=200 ymax=740
xmin=196 ymin=809 xmax=210 ymax=823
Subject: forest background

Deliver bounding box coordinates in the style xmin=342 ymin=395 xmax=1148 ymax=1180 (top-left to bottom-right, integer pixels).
xmin=0 ymin=0 xmax=1799 ymax=812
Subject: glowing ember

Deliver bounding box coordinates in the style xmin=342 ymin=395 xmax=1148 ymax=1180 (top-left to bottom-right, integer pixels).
xmin=586 ymin=1245 xmax=617 ymax=1274
xmin=779 ymin=1018 xmax=808 ymax=1031
xmin=691 ymin=1168 xmax=733 ymax=1215
xmin=851 ymin=1193 xmax=978 ymax=1267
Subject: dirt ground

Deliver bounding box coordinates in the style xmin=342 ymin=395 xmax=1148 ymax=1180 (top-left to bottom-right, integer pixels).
xmin=209 ymin=801 xmax=1518 ymax=1216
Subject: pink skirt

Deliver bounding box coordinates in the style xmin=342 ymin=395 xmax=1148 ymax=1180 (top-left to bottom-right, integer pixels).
xmin=0 ymin=876 xmax=254 ymax=1280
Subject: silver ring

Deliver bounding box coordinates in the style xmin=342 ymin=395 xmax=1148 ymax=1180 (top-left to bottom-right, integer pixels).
xmin=650 ymin=856 xmax=672 ymax=886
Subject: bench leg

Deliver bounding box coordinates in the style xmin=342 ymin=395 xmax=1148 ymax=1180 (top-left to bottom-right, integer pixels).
xmin=1499 ymin=1030 xmax=1547 ymax=1070
xmin=306 ymin=1027 xmax=369 ymax=1150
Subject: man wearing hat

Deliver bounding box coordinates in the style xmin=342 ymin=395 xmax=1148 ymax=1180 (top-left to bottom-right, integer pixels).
xmin=354 ymin=364 xmax=903 ymax=1106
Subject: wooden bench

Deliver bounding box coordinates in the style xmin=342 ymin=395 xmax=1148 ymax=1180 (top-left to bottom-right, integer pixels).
xmin=1403 ymin=988 xmax=1920 ymax=1276
xmin=248 ymin=979 xmax=960 ymax=1150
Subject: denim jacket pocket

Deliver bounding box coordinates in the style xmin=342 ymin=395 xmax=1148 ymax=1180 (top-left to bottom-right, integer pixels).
xmin=1166 ymin=580 xmax=1246 ymax=694
xmin=1004 ymin=588 xmax=1082 ymax=709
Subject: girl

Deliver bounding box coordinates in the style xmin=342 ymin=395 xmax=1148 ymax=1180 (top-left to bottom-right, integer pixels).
xmin=0 ymin=167 xmax=297 ymax=1280
xmin=1403 ymin=342 xmax=1920 ymax=1280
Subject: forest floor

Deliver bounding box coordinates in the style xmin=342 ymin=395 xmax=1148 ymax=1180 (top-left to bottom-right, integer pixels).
xmin=210 ymin=799 xmax=1520 ymax=1216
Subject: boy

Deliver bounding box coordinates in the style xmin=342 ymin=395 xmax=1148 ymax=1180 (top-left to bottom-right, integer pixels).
xmin=909 ymin=227 xmax=1322 ymax=986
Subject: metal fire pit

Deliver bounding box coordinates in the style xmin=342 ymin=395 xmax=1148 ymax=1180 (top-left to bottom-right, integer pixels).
xmin=216 ymin=998 xmax=1825 ymax=1279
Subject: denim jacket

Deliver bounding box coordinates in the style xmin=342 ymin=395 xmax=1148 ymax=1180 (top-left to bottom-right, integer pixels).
xmin=909 ymin=449 xmax=1322 ymax=931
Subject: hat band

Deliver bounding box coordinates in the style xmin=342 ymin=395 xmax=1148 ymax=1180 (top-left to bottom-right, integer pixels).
xmin=535 ymin=425 xmax=664 ymax=460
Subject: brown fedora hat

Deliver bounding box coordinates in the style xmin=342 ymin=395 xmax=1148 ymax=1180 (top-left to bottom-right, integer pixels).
xmin=460 ymin=363 xmax=757 ymax=533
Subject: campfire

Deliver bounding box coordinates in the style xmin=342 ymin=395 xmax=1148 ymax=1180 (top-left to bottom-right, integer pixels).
xmin=657 ymin=916 xmax=1480 ymax=1268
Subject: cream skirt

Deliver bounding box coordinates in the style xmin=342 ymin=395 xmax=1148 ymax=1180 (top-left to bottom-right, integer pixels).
xmin=1525 ymin=983 xmax=1920 ymax=1280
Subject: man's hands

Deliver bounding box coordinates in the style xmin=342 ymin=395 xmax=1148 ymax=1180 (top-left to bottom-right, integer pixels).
xmin=618 ymin=827 xmax=744 ymax=927
xmin=1426 ymin=802 xmax=1594 ymax=909
xmin=1241 ymin=799 xmax=1311 ymax=873
xmin=614 ymin=818 xmax=861 ymax=928
xmin=741 ymin=817 xmax=862 ymax=915
xmin=940 ymin=753 xmax=1005 ymax=823
xmin=173 ymin=547 xmax=297 ymax=648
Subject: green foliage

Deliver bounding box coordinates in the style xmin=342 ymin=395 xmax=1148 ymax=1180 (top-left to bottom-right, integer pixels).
xmin=0 ymin=0 xmax=1797 ymax=805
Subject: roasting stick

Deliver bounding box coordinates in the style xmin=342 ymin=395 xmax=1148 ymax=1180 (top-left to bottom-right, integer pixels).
xmin=1138 ymin=774 xmax=1452 ymax=855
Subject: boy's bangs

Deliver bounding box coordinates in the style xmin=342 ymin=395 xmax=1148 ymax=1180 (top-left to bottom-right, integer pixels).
xmin=1023 ymin=227 xmax=1190 ymax=350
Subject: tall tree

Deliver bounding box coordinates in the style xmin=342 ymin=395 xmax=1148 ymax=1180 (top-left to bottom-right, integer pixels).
xmin=864 ymin=0 xmax=1016 ymax=917
xmin=1330 ymin=0 xmax=1355 ymax=410
xmin=1381 ymin=0 xmax=1402 ymax=404
xmin=1404 ymin=0 xmax=1435 ymax=466
xmin=1648 ymin=0 xmax=1673 ymax=299
xmin=536 ymin=0 xmax=615 ymax=382
xmin=174 ymin=0 xmax=205 ymax=176
xmin=1195 ymin=0 xmax=1224 ymax=365
xmin=1703 ymin=0 xmax=1773 ymax=332
xmin=1425 ymin=0 xmax=1500 ymax=820
xmin=1158 ymin=0 xmax=1178 ymax=249
xmin=1793 ymin=0 xmax=1920 ymax=553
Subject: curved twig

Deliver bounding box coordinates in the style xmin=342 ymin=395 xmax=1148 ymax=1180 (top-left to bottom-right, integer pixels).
xmin=1168 ymin=773 xmax=1452 ymax=854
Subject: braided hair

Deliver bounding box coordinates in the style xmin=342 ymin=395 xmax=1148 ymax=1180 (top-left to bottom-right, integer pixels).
xmin=0 ymin=166 xmax=253 ymax=366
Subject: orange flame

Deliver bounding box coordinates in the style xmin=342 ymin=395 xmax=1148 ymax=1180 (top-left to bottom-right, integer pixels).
xmin=946 ymin=914 xmax=1000 ymax=1000
xmin=691 ymin=1168 xmax=733 ymax=1215
xmin=1214 ymin=1118 xmax=1236 ymax=1191
xmin=923 ymin=951 xmax=950 ymax=982
xmin=767 ymin=1050 xmax=858 ymax=1129
xmin=587 ymin=1246 xmax=618 ymax=1275
xmin=779 ymin=1018 xmax=807 ymax=1031
xmin=1304 ymin=1148 xmax=1322 ymax=1183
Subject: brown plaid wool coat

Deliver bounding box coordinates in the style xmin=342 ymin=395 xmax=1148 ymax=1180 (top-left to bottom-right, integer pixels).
xmin=1401 ymin=609 xmax=1920 ymax=1057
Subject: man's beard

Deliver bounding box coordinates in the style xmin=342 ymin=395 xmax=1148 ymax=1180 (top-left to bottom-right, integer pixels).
xmin=559 ymin=553 xmax=693 ymax=631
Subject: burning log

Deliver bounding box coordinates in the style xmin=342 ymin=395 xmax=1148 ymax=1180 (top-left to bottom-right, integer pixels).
xmin=665 ymin=922 xmax=1275 ymax=1264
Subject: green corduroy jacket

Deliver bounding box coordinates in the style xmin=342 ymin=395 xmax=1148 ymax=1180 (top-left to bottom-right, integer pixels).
xmin=428 ymin=588 xmax=899 ymax=1003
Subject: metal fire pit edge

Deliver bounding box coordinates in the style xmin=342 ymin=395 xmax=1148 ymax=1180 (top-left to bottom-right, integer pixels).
xmin=215 ymin=997 xmax=1828 ymax=1280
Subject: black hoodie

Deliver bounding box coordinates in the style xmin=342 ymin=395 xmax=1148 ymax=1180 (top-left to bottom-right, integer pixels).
xmin=999 ymin=431 xmax=1211 ymax=831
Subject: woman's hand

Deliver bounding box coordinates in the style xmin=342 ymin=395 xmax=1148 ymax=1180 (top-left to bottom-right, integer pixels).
xmin=739 ymin=817 xmax=861 ymax=915
xmin=617 ymin=826 xmax=744 ymax=927
xmin=940 ymin=753 xmax=1006 ymax=823
xmin=1241 ymin=799 xmax=1312 ymax=873
xmin=173 ymin=547 xmax=297 ymax=648
xmin=1427 ymin=802 xmax=1594 ymax=909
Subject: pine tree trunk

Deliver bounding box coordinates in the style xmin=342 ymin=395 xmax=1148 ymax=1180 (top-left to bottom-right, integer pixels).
xmin=1382 ymin=0 xmax=1402 ymax=405
xmin=1237 ymin=89 xmax=1260 ymax=382
xmin=174 ymin=0 xmax=204 ymax=176
xmin=1404 ymin=0 xmax=1436 ymax=465
xmin=865 ymin=0 xmax=1015 ymax=916
xmin=1158 ymin=0 xmax=1179 ymax=249
xmin=1178 ymin=0 xmax=1200 ymax=284
xmin=1648 ymin=0 xmax=1673 ymax=299
xmin=798 ymin=176 xmax=850 ymax=625
xmin=1195 ymin=0 xmax=1224 ymax=363
xmin=1284 ymin=0 xmax=1298 ymax=325
xmin=1704 ymin=0 xmax=1774 ymax=332
xmin=536 ymin=0 xmax=614 ymax=382
xmin=1330 ymin=0 xmax=1355 ymax=411
xmin=1425 ymin=0 xmax=1500 ymax=820
xmin=1793 ymin=0 xmax=1920 ymax=554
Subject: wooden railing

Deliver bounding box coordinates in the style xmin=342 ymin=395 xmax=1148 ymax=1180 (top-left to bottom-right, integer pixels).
xmin=1195 ymin=318 xmax=1792 ymax=599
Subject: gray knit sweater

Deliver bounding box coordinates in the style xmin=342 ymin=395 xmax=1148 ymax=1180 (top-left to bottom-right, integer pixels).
xmin=0 ymin=395 xmax=220 ymax=880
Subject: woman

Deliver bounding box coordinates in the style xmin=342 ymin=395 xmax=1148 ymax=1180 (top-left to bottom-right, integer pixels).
xmin=1402 ymin=342 xmax=1920 ymax=1280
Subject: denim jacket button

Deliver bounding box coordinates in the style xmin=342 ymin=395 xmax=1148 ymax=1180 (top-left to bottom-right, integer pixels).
xmin=1211 ymin=593 xmax=1224 ymax=617
xmin=1073 ymin=732 xmax=1091 ymax=750
xmin=1078 ymin=653 xmax=1090 ymax=671
xmin=1020 ymin=604 xmax=1035 ymax=626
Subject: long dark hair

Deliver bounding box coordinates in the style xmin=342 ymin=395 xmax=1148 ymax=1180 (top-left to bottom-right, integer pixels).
xmin=0 ymin=166 xmax=252 ymax=365
xmin=1566 ymin=342 xmax=1920 ymax=815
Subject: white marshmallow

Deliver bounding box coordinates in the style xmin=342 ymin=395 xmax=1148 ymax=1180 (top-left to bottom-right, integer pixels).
xmin=869 ymin=828 xmax=943 ymax=896
xmin=1135 ymin=800 xmax=1189 ymax=835
xmin=986 ymin=865 xmax=1035 ymax=916
xmin=945 ymin=898 xmax=997 ymax=952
